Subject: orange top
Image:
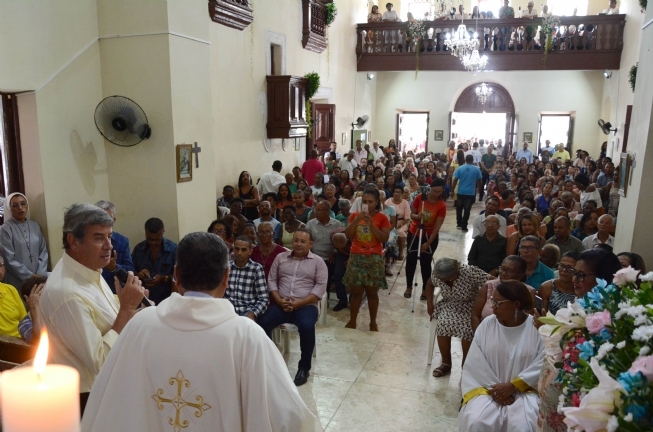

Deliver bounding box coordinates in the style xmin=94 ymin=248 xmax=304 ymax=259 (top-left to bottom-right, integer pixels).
xmin=408 ymin=195 xmax=447 ymax=236
xmin=348 ymin=212 xmax=391 ymax=255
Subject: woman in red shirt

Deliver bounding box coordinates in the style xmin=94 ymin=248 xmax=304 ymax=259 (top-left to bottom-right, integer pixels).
xmin=404 ymin=178 xmax=447 ymax=300
xmin=343 ymin=188 xmax=391 ymax=331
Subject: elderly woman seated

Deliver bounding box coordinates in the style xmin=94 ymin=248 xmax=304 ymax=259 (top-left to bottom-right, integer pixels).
xmin=459 ymin=281 xmax=544 ymax=432
xmin=425 ymin=258 xmax=490 ymax=378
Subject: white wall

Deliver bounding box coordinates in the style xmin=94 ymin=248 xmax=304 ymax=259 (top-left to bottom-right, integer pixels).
xmin=374 ymin=70 xmax=603 ymax=155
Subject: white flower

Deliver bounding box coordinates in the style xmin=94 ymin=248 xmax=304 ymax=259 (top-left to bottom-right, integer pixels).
xmin=617 ymin=341 xmax=626 ymax=349
xmin=596 ymin=342 xmax=615 ymax=360
xmin=633 ymin=325 xmax=653 ymax=342
xmin=539 ymin=323 xmax=564 ymax=362
xmin=640 ymin=346 xmax=651 ymax=356
xmin=639 ymin=271 xmax=653 ymax=282
xmin=607 ymin=416 xmax=619 ymax=432
xmin=635 ymin=315 xmax=652 ymax=326
xmin=555 ymin=303 xmax=587 ymax=329
xmin=562 ymin=358 xmax=626 ymax=432
xmin=624 ymin=413 xmax=633 ymax=422
xmin=613 ymin=266 xmax=640 ymax=286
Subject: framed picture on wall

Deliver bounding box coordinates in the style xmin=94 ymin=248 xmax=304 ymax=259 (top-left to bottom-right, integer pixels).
xmin=176 ymin=144 xmax=193 ymax=183
xmin=434 ymin=130 xmax=444 ymax=141
xmin=618 ymin=152 xmax=632 ymax=197
xmin=523 ymin=132 xmax=533 ymax=143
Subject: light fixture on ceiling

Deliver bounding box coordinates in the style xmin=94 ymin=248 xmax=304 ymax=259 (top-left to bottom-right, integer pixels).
xmin=367 ymin=73 xmax=375 ymax=80
xmin=462 ymin=48 xmax=488 ymax=75
xmin=475 ymin=82 xmax=493 ymax=105
xmin=604 ymin=70 xmax=612 ymax=79
xmin=444 ymin=23 xmax=477 ymax=59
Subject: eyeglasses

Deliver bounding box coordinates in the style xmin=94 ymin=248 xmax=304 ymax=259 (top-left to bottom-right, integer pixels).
xmin=558 ymin=264 xmax=575 ymax=273
xmin=491 ymin=299 xmax=512 ymax=308
xmin=518 ymin=245 xmax=538 ymax=252
xmin=570 ymin=270 xmax=595 ymax=282
xmin=212 ymin=229 xmax=226 ymax=235
xmin=258 ymin=230 xmax=274 ymax=236
xmin=10 ymin=201 xmax=28 ymax=209
xmin=498 ymin=267 xmax=517 ymax=276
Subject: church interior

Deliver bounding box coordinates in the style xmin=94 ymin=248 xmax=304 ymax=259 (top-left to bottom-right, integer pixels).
xmin=1 ymin=0 xmax=652 ymax=430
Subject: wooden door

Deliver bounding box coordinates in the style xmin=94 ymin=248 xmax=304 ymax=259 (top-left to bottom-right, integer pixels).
xmin=309 ymin=104 xmax=335 ymax=158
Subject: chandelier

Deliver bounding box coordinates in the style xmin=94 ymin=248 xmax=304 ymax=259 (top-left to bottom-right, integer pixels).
xmin=462 ymin=48 xmax=488 ymax=74
xmin=475 ymin=82 xmax=493 ymax=104
xmin=444 ymin=23 xmax=477 ymax=58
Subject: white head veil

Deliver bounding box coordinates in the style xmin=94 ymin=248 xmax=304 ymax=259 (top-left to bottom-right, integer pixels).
xmin=5 ymin=192 xmax=30 ymax=221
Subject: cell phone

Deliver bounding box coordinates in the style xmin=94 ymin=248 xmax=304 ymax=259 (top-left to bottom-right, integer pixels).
xmin=113 ymin=268 xmax=151 ymax=308
xmin=323 ymin=174 xmax=330 ymax=183
xmin=535 ymin=295 xmax=543 ymax=314
xmin=141 ymin=278 xmax=155 ymax=284
xmin=362 ymin=204 xmax=369 ymax=213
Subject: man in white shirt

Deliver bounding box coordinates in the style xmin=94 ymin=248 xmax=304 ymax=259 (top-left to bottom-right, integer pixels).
xmin=516 ymin=142 xmax=534 ymax=164
xmin=477 ymin=139 xmax=487 ymax=156
xmin=602 ymin=0 xmax=619 ymax=14
xmin=382 ymin=2 xmax=400 ymax=21
xmin=453 ymin=4 xmax=468 ymax=20
xmin=521 ymin=1 xmax=538 ymax=18
xmin=541 ymin=140 xmax=555 ymax=157
xmin=369 ymin=140 xmax=385 ymax=161
xmin=82 ymin=232 xmax=321 ymax=432
xmin=582 ymin=215 xmax=615 ymax=249
xmin=465 ymin=142 xmax=482 ymax=165
xmin=353 ymin=140 xmax=368 ymax=164
xmin=40 ymin=203 xmax=146 ymax=414
xmin=471 ymin=196 xmax=507 ymax=237
xmin=382 ymin=3 xmax=400 ymax=50
xmin=339 ymin=150 xmax=359 ymax=177
xmin=259 ymin=160 xmax=286 ymax=194
xmin=329 ymin=142 xmax=342 ymax=160
xmin=541 ymin=4 xmax=552 ymax=17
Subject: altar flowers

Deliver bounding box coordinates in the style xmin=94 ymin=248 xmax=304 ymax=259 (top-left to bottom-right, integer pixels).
xmin=538 ymin=268 xmax=653 ymax=431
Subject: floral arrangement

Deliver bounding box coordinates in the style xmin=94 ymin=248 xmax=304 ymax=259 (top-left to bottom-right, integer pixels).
xmin=326 ymin=2 xmax=337 ymax=26
xmin=539 ymin=267 xmax=653 ymax=432
xmin=541 ymin=15 xmax=561 ymax=59
xmin=406 ymin=18 xmax=428 ymax=78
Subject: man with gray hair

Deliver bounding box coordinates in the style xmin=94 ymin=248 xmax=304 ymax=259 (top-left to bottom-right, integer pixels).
xmin=96 ymin=200 xmax=134 ymax=291
xmin=369 ymin=140 xmax=384 ymax=161
xmin=521 ymin=0 xmax=538 ymax=17
xmin=519 ymin=235 xmax=555 ymax=289
xmin=339 ymin=150 xmax=359 ymax=177
xmin=82 ymin=232 xmax=320 ymax=431
xmin=40 ymin=203 xmax=146 ymax=414
xmin=582 ymin=214 xmax=615 ymax=249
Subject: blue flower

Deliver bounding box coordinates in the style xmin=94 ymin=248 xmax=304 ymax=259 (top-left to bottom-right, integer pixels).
xmin=585 ymin=287 xmax=605 ymax=310
xmin=603 ymin=283 xmax=617 ymax=294
xmin=598 ymin=328 xmax=612 ymax=341
xmin=617 ymin=371 xmax=646 ymax=393
xmin=596 ymin=278 xmax=608 ymax=289
xmin=577 ymin=341 xmax=595 ymax=361
xmin=625 ymin=402 xmax=648 ymax=422
xmin=577 ymin=297 xmax=588 ymax=309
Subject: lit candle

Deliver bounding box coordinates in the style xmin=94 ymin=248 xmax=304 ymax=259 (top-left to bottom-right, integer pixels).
xmin=1 ymin=330 xmax=80 ymax=432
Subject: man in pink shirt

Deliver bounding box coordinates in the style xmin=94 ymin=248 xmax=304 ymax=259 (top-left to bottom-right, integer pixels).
xmin=300 ymin=150 xmax=325 ymax=186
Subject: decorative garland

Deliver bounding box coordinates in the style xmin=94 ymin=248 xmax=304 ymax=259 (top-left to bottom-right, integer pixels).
xmin=406 ymin=18 xmax=427 ymax=78
xmin=541 ymin=15 xmax=561 ymax=62
xmin=629 ymin=63 xmax=638 ymax=92
xmin=304 ymin=72 xmax=321 ymax=138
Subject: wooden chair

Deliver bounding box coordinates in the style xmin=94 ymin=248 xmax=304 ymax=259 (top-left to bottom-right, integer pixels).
xmin=0 ymin=334 xmax=35 ymax=365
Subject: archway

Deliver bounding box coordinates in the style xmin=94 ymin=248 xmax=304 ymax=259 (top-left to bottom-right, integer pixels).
xmin=451 ymin=82 xmax=516 ymax=151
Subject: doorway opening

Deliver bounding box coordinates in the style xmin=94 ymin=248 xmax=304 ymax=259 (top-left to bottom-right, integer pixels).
xmin=538 ymin=113 xmax=573 ymax=155
xmin=451 ymin=112 xmax=507 ymax=144
xmin=397 ymin=112 xmax=429 ymax=153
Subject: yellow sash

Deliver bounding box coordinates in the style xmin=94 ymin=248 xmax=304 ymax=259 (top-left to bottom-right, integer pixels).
xmin=462 ymin=378 xmax=537 ymax=407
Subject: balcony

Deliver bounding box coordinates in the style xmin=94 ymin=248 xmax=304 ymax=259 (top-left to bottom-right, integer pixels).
xmin=355 ymin=15 xmax=625 ymax=72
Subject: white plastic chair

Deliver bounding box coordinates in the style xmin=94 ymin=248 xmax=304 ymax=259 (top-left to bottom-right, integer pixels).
xmin=427 ymin=288 xmax=443 ymax=365
xmin=273 ymin=292 xmax=327 ymax=357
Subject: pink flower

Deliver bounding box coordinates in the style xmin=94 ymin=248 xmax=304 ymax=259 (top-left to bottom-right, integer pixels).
xmin=586 ymin=310 xmax=612 ymax=334
xmin=629 ymin=355 xmax=653 ymax=381
xmin=571 ymin=392 xmax=581 ymax=407
xmin=612 ymin=266 xmax=640 ymax=286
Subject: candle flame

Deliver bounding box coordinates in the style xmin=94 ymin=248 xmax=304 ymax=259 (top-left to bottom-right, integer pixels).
xmin=34 ymin=328 xmax=49 ymax=375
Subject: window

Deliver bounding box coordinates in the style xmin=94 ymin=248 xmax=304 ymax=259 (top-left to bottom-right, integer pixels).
xmin=547 ymin=0 xmax=588 ymax=16
xmin=538 ymin=114 xmax=573 ymax=155
xmin=478 ymin=0 xmax=502 ymax=17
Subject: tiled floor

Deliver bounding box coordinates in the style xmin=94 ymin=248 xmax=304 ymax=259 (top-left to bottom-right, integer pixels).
xmin=282 ymin=201 xmax=483 ymax=431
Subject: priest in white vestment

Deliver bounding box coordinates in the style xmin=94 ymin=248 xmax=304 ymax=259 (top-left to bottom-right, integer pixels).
xmin=459 ymin=280 xmax=544 ymax=432
xmin=82 ymin=232 xmax=321 ymax=432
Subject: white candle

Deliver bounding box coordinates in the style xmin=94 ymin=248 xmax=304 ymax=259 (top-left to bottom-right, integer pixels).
xmin=1 ymin=330 xmax=80 ymax=432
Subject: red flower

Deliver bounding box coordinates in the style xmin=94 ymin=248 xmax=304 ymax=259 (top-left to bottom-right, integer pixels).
xmin=571 ymin=392 xmax=581 ymax=407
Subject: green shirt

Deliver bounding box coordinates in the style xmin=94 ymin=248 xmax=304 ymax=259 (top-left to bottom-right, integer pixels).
xmin=481 ymin=153 xmax=497 ymax=171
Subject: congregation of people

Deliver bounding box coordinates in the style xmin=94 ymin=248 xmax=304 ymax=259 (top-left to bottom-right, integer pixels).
xmin=0 ymin=129 xmax=647 ymax=431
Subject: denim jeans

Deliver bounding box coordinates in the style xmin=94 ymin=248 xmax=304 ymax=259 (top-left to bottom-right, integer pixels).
xmin=258 ymin=303 xmax=318 ymax=371
xmin=480 ymin=170 xmax=490 ymax=199
xmin=332 ymin=252 xmax=349 ymax=305
xmin=456 ymin=194 xmax=476 ymax=229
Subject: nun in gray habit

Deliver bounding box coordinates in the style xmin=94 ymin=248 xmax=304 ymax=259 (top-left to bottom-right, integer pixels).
xmin=0 ymin=193 xmax=49 ymax=289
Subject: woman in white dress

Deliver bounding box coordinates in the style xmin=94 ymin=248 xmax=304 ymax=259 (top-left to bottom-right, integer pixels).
xmin=459 ymin=280 xmax=544 ymax=432
xmin=0 ymin=193 xmax=49 ymax=289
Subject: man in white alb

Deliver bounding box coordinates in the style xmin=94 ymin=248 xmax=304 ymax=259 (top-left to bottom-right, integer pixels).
xmin=82 ymin=232 xmax=321 ymax=432
xmin=39 ymin=203 xmax=146 ymax=414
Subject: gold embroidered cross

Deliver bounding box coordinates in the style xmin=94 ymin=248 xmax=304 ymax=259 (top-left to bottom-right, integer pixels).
xmin=152 ymin=370 xmax=211 ymax=432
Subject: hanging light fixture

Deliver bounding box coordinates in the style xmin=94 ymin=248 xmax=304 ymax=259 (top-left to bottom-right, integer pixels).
xmin=462 ymin=47 xmax=488 ymax=74
xmin=475 ymin=82 xmax=493 ymax=105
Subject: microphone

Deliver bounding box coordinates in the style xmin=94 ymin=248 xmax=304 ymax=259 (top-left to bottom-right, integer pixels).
xmin=113 ymin=268 xmax=152 ymax=308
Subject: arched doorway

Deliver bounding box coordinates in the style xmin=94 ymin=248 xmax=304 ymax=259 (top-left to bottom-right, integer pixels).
xmin=451 ymin=83 xmax=516 ymax=151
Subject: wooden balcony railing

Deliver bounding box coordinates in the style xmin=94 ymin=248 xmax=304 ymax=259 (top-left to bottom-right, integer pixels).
xmin=356 ymin=15 xmax=625 ymax=72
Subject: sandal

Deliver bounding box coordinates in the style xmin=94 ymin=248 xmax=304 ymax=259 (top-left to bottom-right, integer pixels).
xmin=420 ymin=294 xmax=427 ymax=301
xmin=397 ymin=254 xmax=404 ymax=261
xmin=403 ymin=288 xmax=413 ymax=298
xmin=432 ymin=364 xmax=452 ymax=378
